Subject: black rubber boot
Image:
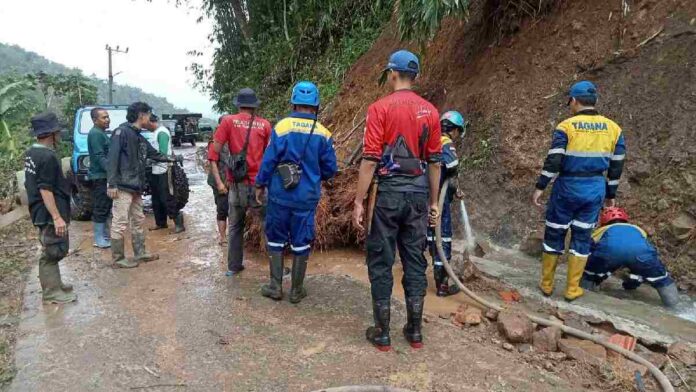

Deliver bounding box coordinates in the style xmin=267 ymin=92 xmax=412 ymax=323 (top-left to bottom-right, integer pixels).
xmin=403 ymin=296 xmax=424 ymax=349
xmin=174 ymin=213 xmax=186 ymax=234
xmin=441 ymin=276 xmax=461 ymax=297
xmin=261 ymin=251 xmax=284 ymax=300
xmin=433 ymin=265 xmax=446 ymax=296
xmin=366 ymin=299 xmax=391 ymax=351
xmin=289 ymin=254 xmax=308 ymax=304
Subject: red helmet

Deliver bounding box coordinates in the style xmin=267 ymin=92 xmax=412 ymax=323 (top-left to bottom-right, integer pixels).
xmin=600 ymin=207 xmax=629 ymax=226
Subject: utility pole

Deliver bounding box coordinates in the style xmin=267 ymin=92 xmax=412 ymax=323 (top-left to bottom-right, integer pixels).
xmin=105 ymin=44 xmax=128 ymax=104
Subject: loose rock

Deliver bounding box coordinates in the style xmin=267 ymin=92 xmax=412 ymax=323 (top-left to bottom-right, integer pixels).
xmin=498 ymin=311 xmax=534 ymax=343
xmin=559 ymin=338 xmax=607 ymax=366
xmin=484 ymin=308 xmax=499 ymax=321
xmin=668 ymin=341 xmax=696 ymax=366
xmin=503 ymin=343 xmax=514 ymax=351
xmin=533 ymin=326 xmax=562 ymax=352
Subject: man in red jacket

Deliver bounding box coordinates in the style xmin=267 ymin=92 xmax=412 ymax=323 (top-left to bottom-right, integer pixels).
xmin=212 ymin=88 xmax=272 ymax=275
xmin=353 ymin=50 xmax=442 ymax=351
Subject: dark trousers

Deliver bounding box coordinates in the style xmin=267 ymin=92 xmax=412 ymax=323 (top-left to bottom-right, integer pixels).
xmin=366 ymin=191 xmax=429 ymax=301
xmin=91 ymin=179 xmax=112 ymax=223
xmin=227 ymin=183 xmax=265 ymax=272
xmin=149 ymin=172 xmax=177 ymax=227
xmin=38 ymin=224 xmax=69 ymax=264
xmin=212 ymin=187 xmax=229 ymax=221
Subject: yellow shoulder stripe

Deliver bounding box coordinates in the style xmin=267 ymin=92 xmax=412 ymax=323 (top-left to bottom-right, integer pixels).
xmin=275 ymin=117 xmax=332 ymax=139
xmin=592 ymin=223 xmax=647 ymax=242
xmin=441 ymin=135 xmax=453 ymax=145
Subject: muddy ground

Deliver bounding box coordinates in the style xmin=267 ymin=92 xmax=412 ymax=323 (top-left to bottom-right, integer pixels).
xmin=5 ymin=148 xmax=692 ymax=392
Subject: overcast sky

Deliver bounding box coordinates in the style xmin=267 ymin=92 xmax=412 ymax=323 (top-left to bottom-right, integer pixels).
xmin=0 ymin=0 xmax=218 ymax=118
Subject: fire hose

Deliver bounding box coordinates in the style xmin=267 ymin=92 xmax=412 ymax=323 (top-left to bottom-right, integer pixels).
xmin=435 ymin=179 xmax=674 ymax=392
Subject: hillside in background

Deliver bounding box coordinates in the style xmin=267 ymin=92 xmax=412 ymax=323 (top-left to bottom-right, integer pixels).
xmin=0 ymin=42 xmax=187 ymax=114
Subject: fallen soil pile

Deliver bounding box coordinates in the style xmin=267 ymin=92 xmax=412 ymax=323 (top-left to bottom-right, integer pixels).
xmin=307 ymin=0 xmax=696 ymax=287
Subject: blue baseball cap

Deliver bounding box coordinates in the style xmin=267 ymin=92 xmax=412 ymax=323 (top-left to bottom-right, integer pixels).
xmin=568 ymin=80 xmax=598 ymax=104
xmin=384 ymin=50 xmax=420 ymax=74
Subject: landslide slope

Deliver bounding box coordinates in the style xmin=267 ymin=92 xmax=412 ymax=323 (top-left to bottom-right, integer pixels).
xmin=326 ymin=0 xmax=696 ymax=286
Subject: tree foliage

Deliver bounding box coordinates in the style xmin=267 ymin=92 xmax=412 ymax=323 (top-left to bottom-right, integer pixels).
xmin=191 ymin=0 xmax=393 ymax=116
xmin=395 ymin=0 xmax=470 ymax=41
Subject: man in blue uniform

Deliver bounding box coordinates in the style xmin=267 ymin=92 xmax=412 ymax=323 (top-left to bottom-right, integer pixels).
xmin=255 ymin=81 xmax=338 ymax=304
xmin=532 ymin=81 xmax=626 ymax=301
xmin=427 ymin=110 xmax=467 ymax=297
xmin=581 ymin=207 xmax=680 ymax=307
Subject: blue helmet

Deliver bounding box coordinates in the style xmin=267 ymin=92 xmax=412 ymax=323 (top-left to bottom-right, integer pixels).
xmin=440 ymin=110 xmax=466 ymax=129
xmin=291 ymin=81 xmax=320 ymax=107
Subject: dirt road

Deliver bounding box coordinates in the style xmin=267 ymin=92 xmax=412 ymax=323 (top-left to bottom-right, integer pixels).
xmin=7 ymin=148 xmax=592 ymax=391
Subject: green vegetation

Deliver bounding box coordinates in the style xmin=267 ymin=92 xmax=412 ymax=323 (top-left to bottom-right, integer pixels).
xmin=190 ymin=0 xmax=394 ymax=117
xmin=396 ymin=0 xmax=470 ymax=41
xmin=0 ymin=43 xmax=187 ymax=115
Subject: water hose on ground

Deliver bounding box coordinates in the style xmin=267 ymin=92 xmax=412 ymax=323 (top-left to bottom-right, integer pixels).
xmin=435 ymin=179 xmax=674 ymax=392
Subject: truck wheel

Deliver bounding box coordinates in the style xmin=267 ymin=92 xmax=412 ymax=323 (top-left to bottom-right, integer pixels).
xmin=172 ymin=164 xmax=189 ymax=211
xmin=190 ymin=139 xmax=196 ymax=147
xmin=173 ymin=138 xmax=182 ymax=147
xmin=67 ymin=172 xmax=92 ymax=221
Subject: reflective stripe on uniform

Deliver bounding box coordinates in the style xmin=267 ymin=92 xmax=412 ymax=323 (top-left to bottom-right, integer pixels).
xmin=584 ymin=270 xmax=611 ymax=278
xmin=548 ymin=148 xmax=566 ymax=155
xmin=645 ymin=273 xmax=669 ymax=282
xmin=611 ymin=154 xmax=625 ymax=161
xmin=628 ymin=274 xmax=644 ymax=282
xmin=607 ymin=179 xmax=620 ymax=186
xmin=445 ymin=159 xmax=459 ymax=169
xmin=546 ymin=220 xmax=570 ymax=230
xmin=267 ymin=241 xmax=286 ymax=248
xmin=543 ymin=243 xmax=560 ymax=253
xmin=291 ymin=244 xmax=311 ymax=252
xmin=541 ymin=170 xmax=557 ymax=178
xmin=565 ymin=151 xmax=612 ymax=158
xmin=571 ymin=220 xmax=595 ymax=229
xmin=569 ymin=249 xmax=590 ymax=257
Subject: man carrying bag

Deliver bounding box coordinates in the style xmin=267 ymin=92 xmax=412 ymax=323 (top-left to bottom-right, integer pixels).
xmin=213 ymin=88 xmax=272 ymax=275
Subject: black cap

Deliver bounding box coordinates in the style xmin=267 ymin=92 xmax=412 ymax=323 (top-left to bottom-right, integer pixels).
xmin=232 ymin=88 xmax=260 ymax=109
xmin=30 ymin=112 xmax=62 ymax=137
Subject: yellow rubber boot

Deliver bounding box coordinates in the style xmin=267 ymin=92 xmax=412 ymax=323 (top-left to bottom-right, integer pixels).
xmin=565 ymin=254 xmax=588 ymax=301
xmin=539 ymin=253 xmax=559 ymax=296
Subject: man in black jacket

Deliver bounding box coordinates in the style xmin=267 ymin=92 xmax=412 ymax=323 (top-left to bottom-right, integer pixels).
xmin=106 ymin=102 xmax=181 ymax=268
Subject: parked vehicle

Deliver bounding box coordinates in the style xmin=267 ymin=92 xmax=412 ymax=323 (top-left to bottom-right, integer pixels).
xmin=162 ymin=113 xmax=202 ymax=147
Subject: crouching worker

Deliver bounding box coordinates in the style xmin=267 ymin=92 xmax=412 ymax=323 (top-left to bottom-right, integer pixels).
xmin=427 ymin=110 xmax=467 ymax=297
xmin=24 ymin=112 xmax=77 ymax=303
xmin=107 ymin=102 xmax=183 ymax=268
xmin=255 ymin=81 xmax=338 ymax=303
xmin=581 ymin=207 xmax=680 ymax=307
